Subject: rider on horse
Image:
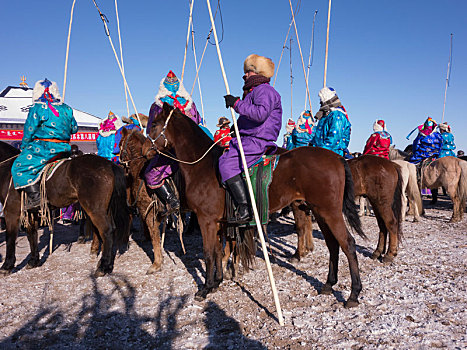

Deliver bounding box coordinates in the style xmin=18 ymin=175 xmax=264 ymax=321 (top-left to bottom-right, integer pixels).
xmin=363 ymin=119 xmax=392 ymax=159
xmin=12 ymin=79 xmax=78 ymax=210
xmin=309 ymin=87 xmax=351 ymax=156
xmin=112 ymin=113 xmax=148 ymax=163
xmin=438 ymin=122 xmax=456 ymax=158
xmin=221 ymin=54 xmax=282 ymax=224
xmin=407 ymin=117 xmax=443 ymax=164
xmin=145 ymin=70 xmax=202 ymax=213
xmin=286 ymin=110 xmax=314 ymax=150
xmin=97 ymin=111 xmax=122 ymax=161
xmin=214 ymin=117 xmax=232 ymax=149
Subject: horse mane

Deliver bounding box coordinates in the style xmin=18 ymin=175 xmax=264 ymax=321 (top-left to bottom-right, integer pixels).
xmin=389 ymin=146 xmax=410 ymax=161
xmin=0 ymin=141 xmax=20 ymax=160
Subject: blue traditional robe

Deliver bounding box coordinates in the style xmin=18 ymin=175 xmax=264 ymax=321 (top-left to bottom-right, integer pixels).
xmin=439 ymin=132 xmax=456 ymax=158
xmin=310 ymin=107 xmax=351 ymax=156
xmin=12 ymin=102 xmax=78 ymax=188
xmin=409 ymin=131 xmax=443 ymax=163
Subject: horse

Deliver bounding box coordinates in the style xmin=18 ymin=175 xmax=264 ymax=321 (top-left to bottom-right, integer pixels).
xmin=0 ymin=141 xmax=130 ymax=276
xmin=119 ymin=128 xmax=166 ymax=274
xmin=142 ymin=103 xmax=365 ymax=307
xmin=390 ymin=147 xmax=467 ymax=222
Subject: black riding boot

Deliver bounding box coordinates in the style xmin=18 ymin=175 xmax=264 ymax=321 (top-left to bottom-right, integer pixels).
xmin=225 ymin=174 xmax=252 ymax=224
xmin=153 ymin=182 xmax=180 ymax=215
xmin=23 ymin=182 xmax=41 ymax=211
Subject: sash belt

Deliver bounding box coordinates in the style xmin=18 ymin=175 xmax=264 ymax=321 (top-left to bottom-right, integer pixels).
xmin=35 ymin=138 xmax=70 ymax=143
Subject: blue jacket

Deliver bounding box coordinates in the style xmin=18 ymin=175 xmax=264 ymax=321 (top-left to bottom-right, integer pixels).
xmin=439 ymin=132 xmax=456 ymax=158
xmin=287 ymin=128 xmax=314 ymax=150
xmin=310 ymin=108 xmax=351 ymax=156
xmin=409 ymin=131 xmax=443 ymax=163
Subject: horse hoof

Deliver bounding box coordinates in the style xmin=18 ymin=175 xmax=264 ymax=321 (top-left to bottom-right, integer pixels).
xmin=94 ymin=269 xmax=107 ymax=278
xmin=344 ymin=299 xmax=359 ymax=308
xmin=0 ymin=268 xmax=12 ymax=276
xmin=382 ymin=255 xmax=394 ymax=264
xmin=449 ymin=218 xmax=461 ymax=223
xmin=77 ymin=237 xmax=85 ymax=244
xmin=195 ymin=289 xmax=208 ymax=301
xmin=26 ymin=261 xmax=40 ymax=269
xmin=320 ymin=284 xmax=333 ymax=295
xmin=223 ymin=268 xmax=233 ymax=281
xmin=146 ymin=264 xmax=161 ymax=275
xmin=289 ymin=254 xmax=300 ymax=264
xmin=370 ymin=251 xmax=381 ymax=260
xmin=90 ymin=250 xmax=99 ymax=257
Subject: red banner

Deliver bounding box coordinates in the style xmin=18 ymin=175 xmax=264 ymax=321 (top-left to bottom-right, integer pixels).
xmin=0 ymin=130 xmax=98 ymax=142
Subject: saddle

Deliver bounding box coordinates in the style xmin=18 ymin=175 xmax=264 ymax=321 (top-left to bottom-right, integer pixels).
xmin=225 ymin=153 xmax=279 ymax=233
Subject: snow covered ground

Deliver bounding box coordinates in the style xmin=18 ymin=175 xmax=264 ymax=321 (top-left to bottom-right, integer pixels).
xmin=0 ymin=197 xmax=466 ymax=349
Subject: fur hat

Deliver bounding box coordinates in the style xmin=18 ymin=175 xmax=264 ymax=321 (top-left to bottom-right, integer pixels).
xmin=216 ymin=117 xmax=230 ymax=127
xmin=438 ymin=122 xmax=451 ymax=133
xmin=318 ymin=87 xmax=337 ymax=104
xmin=99 ymin=114 xmax=122 ymax=137
xmin=32 ymin=78 xmax=62 ymax=104
xmin=155 ymin=71 xmax=193 ymax=112
xmin=373 ymin=119 xmax=386 ymax=132
xmin=122 ymin=113 xmax=149 ymax=128
xmin=243 ymin=54 xmax=275 ymax=78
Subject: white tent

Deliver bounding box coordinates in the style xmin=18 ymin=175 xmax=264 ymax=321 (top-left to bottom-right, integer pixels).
xmin=0 ymin=85 xmax=101 ymax=152
xmin=0 ymin=86 xmax=101 ymax=128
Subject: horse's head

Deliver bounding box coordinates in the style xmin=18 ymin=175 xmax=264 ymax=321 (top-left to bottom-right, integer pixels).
xmin=120 ymin=127 xmax=146 ymax=165
xmin=143 ymin=102 xmax=178 ymax=158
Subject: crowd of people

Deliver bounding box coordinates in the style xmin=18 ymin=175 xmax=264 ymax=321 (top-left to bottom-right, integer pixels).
xmin=5 ymin=53 xmax=461 ymax=225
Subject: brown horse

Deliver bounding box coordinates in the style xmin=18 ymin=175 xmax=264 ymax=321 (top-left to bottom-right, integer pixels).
xmin=0 ymin=141 xmax=129 ymax=276
xmin=142 ymin=103 xmax=365 ymax=307
xmin=292 ymin=155 xmax=403 ymax=263
xmin=119 ymin=128 xmax=165 ymax=274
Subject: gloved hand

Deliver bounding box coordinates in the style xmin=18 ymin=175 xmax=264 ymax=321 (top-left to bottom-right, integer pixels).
xmin=224 ymin=95 xmax=240 ymax=108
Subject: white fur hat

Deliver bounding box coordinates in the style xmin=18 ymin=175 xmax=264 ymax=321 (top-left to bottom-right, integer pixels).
xmin=243 ymin=54 xmax=275 ymax=78
xmin=318 ymin=87 xmax=337 ymax=103
xmin=32 ymin=79 xmax=62 ymax=104
xmin=373 ymin=119 xmax=386 ymax=132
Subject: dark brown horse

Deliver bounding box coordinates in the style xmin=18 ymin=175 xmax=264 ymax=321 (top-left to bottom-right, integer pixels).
xmin=0 ymin=141 xmax=129 ymax=276
xmin=141 ymin=103 xmax=365 ymax=307
xmin=119 ymin=128 xmax=165 ymax=274
xmin=292 ymin=155 xmax=403 ymax=263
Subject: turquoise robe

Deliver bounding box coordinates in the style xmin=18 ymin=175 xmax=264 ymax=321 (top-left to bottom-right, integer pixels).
xmin=12 ymin=102 xmax=78 ymax=189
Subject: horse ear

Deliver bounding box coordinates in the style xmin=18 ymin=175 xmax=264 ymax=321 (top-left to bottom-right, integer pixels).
xmin=122 ymin=127 xmax=128 ymax=138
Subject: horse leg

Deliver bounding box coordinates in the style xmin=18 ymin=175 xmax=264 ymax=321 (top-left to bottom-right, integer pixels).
xmin=89 ymin=214 xmax=115 ymax=277
xmin=145 ymin=210 xmax=163 ymax=275
xmin=378 ymin=208 xmax=399 ymax=263
xmin=290 ymin=204 xmax=314 ymax=262
xmin=195 ymin=219 xmax=223 ymax=301
xmin=317 ymin=213 xmax=362 ymax=307
xmin=25 ymin=219 xmax=40 ymax=269
xmin=222 ymin=236 xmax=234 ymax=280
xmin=90 ymin=224 xmax=101 ymax=257
xmin=430 ymin=188 xmax=438 ymax=205
xmin=0 ymin=214 xmax=20 ymax=274
xmin=370 ymin=208 xmax=388 ymax=260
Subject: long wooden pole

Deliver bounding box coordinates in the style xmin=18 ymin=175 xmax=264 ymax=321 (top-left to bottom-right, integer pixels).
xmin=62 ymin=0 xmax=77 ymax=102
xmin=288 ymin=0 xmax=313 ymax=116
xmin=323 ymin=0 xmax=332 ymax=87
xmin=441 ymin=33 xmax=453 ymax=123
xmin=181 ymin=0 xmax=195 ymax=83
xmin=290 ymin=38 xmax=293 ymax=120
xmin=206 ymin=0 xmax=284 ymax=326
xmin=304 ymin=10 xmax=318 ymax=110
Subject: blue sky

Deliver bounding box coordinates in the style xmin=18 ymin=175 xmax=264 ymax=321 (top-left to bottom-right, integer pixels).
xmin=1 ymin=0 xmax=466 ymax=152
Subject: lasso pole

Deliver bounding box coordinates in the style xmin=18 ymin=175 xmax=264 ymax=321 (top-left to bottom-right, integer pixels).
xmin=115 ymin=0 xmax=130 ymax=120
xmin=206 ymin=0 xmax=284 ymax=326
xmin=304 ymin=10 xmax=318 ymax=111
xmin=441 ymin=33 xmax=453 ymax=123
xmin=323 ymin=0 xmax=332 ymax=88
xmin=191 ymin=21 xmax=205 ymax=123
xmin=62 ymin=0 xmax=77 ymax=102
xmin=288 ymin=0 xmax=313 ymax=116
xmin=181 ymin=0 xmax=195 ymax=83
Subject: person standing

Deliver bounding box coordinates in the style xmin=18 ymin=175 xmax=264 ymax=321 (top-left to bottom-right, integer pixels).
xmin=363 ymin=120 xmax=393 ymax=159
xmin=310 ymin=87 xmax=351 ymax=156
xmin=221 ymin=54 xmax=282 ymax=224
xmin=11 ymin=79 xmax=78 ymax=210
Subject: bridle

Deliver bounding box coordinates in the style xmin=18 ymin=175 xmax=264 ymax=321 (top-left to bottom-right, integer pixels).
xmin=146 ymin=109 xmax=175 ymax=152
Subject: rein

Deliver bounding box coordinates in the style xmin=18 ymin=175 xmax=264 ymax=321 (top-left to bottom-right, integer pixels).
xmin=0 ymin=154 xmax=19 ymax=166
xmin=147 ymin=109 xmax=232 ymax=165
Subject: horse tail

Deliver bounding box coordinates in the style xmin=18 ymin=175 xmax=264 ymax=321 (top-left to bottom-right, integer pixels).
xmin=457 ymin=159 xmax=467 ymax=212
xmin=406 ymin=162 xmax=424 ymax=216
xmin=109 ymin=163 xmax=130 ymax=247
xmin=340 ymin=158 xmax=366 ymax=238
xmin=392 ymin=164 xmax=403 ymax=241
xmin=236 ymin=226 xmax=258 ymax=271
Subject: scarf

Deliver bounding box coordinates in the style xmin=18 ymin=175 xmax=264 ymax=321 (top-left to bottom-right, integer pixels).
xmin=314 ymin=96 xmax=343 ymax=120
xmin=43 ymin=87 xmax=59 ymax=117
xmin=242 ymin=75 xmax=270 ymax=99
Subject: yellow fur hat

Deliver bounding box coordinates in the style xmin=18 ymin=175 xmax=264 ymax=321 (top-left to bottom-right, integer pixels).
xmin=243 ymin=54 xmax=275 ymax=78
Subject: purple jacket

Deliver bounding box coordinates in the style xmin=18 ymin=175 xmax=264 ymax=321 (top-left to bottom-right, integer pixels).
xmin=234 ymin=83 xmax=282 ymax=141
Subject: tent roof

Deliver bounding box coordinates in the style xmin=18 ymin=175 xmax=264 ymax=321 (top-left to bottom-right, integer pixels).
xmin=0 ymin=86 xmax=102 ymax=128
